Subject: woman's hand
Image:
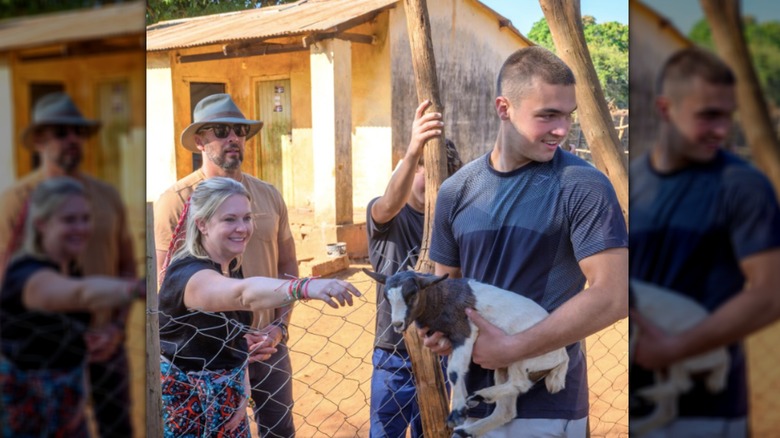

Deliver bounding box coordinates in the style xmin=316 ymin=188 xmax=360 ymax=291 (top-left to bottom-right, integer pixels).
xmin=305 ymin=279 xmax=361 ymax=308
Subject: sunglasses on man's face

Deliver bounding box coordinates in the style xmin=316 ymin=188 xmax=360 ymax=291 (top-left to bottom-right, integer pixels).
xmin=51 ymin=125 xmax=91 ymax=139
xmin=197 ymin=124 xmax=250 ymax=138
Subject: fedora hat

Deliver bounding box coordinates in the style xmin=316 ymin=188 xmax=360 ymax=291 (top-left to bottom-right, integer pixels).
xmin=22 ymin=92 xmax=101 ymax=147
xmin=181 ymin=94 xmax=263 ymax=152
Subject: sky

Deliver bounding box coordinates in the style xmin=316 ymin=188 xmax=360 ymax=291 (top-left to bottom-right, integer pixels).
xmin=640 ymin=0 xmax=780 ymax=34
xmin=480 ymin=0 xmax=628 ymax=36
xmin=480 ymin=1 xmax=780 ymax=38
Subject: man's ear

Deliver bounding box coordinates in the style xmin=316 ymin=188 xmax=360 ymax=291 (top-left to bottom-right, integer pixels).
xmin=656 ymin=96 xmax=671 ymax=122
xmin=194 ymin=134 xmax=207 ymax=151
xmin=495 ymin=96 xmax=510 ymax=120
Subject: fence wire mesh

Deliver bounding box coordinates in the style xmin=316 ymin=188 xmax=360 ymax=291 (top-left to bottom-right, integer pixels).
xmin=150 ymin=263 xmax=630 ymax=437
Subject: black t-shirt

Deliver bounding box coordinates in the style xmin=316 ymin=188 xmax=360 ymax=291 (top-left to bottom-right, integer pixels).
xmin=0 ymin=256 xmax=90 ymax=370
xmin=366 ymin=198 xmax=424 ymax=351
xmin=158 ymin=255 xmax=253 ymax=372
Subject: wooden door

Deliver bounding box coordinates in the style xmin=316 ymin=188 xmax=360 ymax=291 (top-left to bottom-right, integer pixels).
xmin=255 ymin=79 xmax=291 ymax=193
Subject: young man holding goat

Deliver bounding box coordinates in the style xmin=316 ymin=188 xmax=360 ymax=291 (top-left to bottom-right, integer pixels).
xmin=425 ymin=46 xmax=628 ymax=437
xmin=366 ymin=100 xmax=462 ymax=438
xmin=629 ymin=47 xmax=780 ymax=437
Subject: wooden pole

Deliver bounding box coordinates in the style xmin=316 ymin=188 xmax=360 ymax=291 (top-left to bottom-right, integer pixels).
xmin=539 ymin=0 xmax=629 ymax=221
xmin=146 ymin=203 xmax=163 ymax=438
xmin=701 ymin=0 xmax=780 ymax=200
xmin=401 ymin=0 xmax=452 ymax=436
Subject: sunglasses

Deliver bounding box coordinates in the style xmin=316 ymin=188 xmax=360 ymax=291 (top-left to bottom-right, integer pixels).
xmin=51 ymin=125 xmax=91 ymax=139
xmin=197 ymin=124 xmax=250 ymax=138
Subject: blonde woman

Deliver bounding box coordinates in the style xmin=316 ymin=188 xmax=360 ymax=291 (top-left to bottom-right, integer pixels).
xmin=0 ymin=177 xmax=138 ymax=437
xmin=158 ymin=177 xmax=360 ymax=436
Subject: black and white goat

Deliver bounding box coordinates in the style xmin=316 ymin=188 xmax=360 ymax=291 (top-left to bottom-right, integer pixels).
xmin=363 ymin=269 xmax=569 ymax=438
xmin=629 ymin=279 xmax=729 ymax=437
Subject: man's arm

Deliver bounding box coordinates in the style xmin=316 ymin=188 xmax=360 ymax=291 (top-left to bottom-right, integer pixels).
xmin=634 ymin=248 xmax=780 ymax=370
xmin=370 ymin=100 xmax=442 ymax=224
xmin=467 ymin=247 xmax=628 ymax=369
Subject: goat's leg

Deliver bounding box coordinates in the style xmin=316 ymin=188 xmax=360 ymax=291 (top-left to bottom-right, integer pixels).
xmin=467 ymin=365 xmax=531 ymax=407
xmin=454 ymin=392 xmax=517 ymax=438
xmin=545 ymin=356 xmax=569 ymax=394
xmin=706 ymin=359 xmax=729 ymax=393
xmin=447 ymin=328 xmax=478 ymax=428
xmin=636 ymin=371 xmax=679 ymax=402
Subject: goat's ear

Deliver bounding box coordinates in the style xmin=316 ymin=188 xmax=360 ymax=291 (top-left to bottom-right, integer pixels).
xmin=362 ymin=268 xmax=387 ymax=285
xmin=416 ymin=273 xmax=449 ymax=289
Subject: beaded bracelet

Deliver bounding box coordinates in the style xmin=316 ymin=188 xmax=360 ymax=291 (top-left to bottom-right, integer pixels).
xmin=302 ymin=275 xmax=320 ymax=300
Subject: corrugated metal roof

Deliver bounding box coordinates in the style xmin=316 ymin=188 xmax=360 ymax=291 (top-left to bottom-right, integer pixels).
xmin=146 ymin=0 xmax=399 ymax=52
xmin=146 ymin=0 xmax=529 ymax=52
xmin=0 ymin=2 xmax=145 ymax=52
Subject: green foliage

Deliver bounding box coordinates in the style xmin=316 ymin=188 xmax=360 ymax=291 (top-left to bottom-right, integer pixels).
xmin=688 ymin=17 xmax=780 ymax=106
xmin=527 ymin=16 xmax=628 ymax=108
xmin=145 ymin=0 xmax=297 ymax=25
xmin=0 ymin=0 xmax=125 ymax=19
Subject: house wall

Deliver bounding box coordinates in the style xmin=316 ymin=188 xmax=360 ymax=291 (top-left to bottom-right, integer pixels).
xmin=628 ymin=3 xmax=690 ymax=159
xmin=146 ymin=51 xmax=176 ymax=202
xmin=350 ymin=15 xmax=393 ymax=216
xmin=389 ymin=0 xmax=529 ymax=167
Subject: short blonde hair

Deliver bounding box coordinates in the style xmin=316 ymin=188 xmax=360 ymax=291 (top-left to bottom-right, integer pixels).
xmin=170 ymin=177 xmax=251 ymax=270
xmin=18 ymin=177 xmax=89 ymax=260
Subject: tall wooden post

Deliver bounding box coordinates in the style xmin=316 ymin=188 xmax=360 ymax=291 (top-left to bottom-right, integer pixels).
xmin=402 ymin=0 xmax=452 ymax=436
xmin=146 ymin=203 xmax=163 ymax=438
xmin=701 ymin=0 xmax=780 ymax=199
xmin=539 ymin=0 xmax=629 ymax=221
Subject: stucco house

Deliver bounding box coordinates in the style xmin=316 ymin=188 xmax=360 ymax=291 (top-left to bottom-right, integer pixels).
xmin=146 ymin=0 xmax=532 ymax=258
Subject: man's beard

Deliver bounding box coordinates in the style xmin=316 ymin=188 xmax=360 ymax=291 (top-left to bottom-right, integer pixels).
xmin=56 ymin=145 xmax=83 ymax=173
xmin=207 ymin=144 xmax=243 ymax=170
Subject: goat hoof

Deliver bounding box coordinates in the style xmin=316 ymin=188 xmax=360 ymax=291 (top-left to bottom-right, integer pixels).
xmin=466 ymin=394 xmax=484 ymax=408
xmin=452 ymin=427 xmax=473 ymax=438
xmin=446 ymin=408 xmax=468 ymax=428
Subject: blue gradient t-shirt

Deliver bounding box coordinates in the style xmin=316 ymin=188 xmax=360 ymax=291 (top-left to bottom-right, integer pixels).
xmin=630 ymin=150 xmax=780 ymax=418
xmin=430 ymin=149 xmax=627 ymax=420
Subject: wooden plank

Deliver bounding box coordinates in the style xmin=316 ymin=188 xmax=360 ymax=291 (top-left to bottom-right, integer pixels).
xmin=540 ymin=0 xmax=629 ymax=222
xmin=146 ymin=202 xmax=163 ymax=438
xmin=402 ymin=0 xmax=452 ymax=436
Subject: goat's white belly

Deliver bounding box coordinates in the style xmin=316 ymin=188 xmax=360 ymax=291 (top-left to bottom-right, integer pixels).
xmin=468 ymin=280 xmax=551 ymax=334
xmin=631 ymin=280 xmax=709 ymax=332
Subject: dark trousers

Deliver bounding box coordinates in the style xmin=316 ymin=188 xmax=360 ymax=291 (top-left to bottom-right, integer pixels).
xmin=249 ymin=343 xmax=296 ymax=438
xmin=89 ymin=346 xmax=132 ymax=438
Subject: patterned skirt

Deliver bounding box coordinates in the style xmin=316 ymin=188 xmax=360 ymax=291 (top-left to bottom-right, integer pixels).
xmin=0 ymin=355 xmax=89 ymax=438
xmin=161 ymin=357 xmax=251 ymax=437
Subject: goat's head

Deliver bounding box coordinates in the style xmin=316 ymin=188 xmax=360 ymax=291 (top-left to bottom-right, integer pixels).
xmin=363 ymin=269 xmax=448 ymax=332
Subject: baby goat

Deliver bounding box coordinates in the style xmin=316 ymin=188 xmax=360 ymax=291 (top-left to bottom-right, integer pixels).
xmin=629 ymin=279 xmax=729 ymax=437
xmin=363 ymin=269 xmax=569 ymax=438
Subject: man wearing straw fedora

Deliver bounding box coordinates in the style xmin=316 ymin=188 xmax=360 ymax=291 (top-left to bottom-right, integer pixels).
xmin=0 ymin=91 xmax=137 ymax=437
xmin=154 ymin=93 xmax=299 ymax=437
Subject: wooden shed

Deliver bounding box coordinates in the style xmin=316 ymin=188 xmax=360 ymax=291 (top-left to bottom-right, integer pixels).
xmin=146 ymin=0 xmax=531 ymax=256
xmin=0 ymin=1 xmax=146 ymax=267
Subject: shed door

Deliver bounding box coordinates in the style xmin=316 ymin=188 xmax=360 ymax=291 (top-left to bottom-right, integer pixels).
xmin=255 ymin=79 xmax=291 ymax=194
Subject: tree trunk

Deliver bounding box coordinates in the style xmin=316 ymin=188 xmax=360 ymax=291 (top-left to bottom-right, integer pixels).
xmin=539 ymin=0 xmax=629 ymax=221
xmin=701 ymin=0 xmax=780 ymax=200
xmin=401 ymin=0 xmax=452 ymax=436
